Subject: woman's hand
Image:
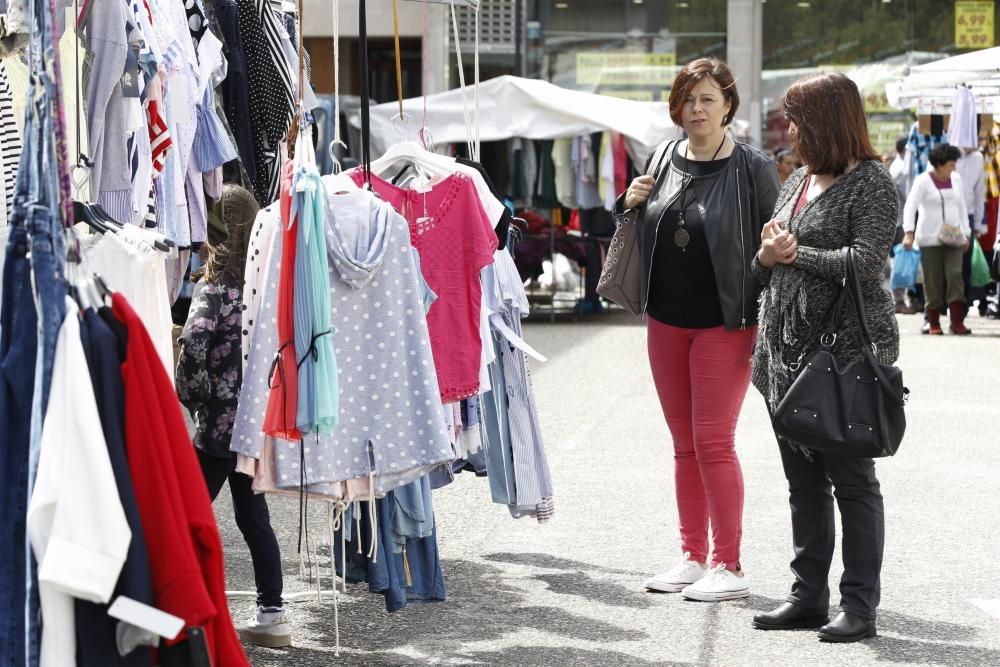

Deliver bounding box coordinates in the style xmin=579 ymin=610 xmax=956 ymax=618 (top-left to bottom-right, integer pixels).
xmin=902 ymin=231 xmax=915 ymax=251
xmin=962 ymin=238 xmax=971 ymax=252
xmin=624 ymin=175 xmax=656 ymax=210
xmin=758 ymin=220 xmax=798 ymax=268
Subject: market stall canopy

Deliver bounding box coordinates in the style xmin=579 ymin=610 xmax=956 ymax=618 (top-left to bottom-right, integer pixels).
xmin=910 ymin=46 xmax=1000 ymax=75
xmin=887 ymin=47 xmax=1000 ymax=111
xmin=355 ymin=75 xmax=683 ymax=157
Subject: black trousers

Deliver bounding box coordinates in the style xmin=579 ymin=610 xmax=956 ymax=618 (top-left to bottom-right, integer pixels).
xmin=777 ymin=440 xmax=885 ymax=620
xmin=198 ymin=450 xmax=284 ymax=608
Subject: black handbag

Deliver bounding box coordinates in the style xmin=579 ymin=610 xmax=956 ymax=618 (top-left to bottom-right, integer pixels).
xmin=773 ymin=248 xmax=908 ymax=458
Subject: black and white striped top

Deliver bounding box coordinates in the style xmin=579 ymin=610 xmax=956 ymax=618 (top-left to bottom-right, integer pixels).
xmin=0 ymin=60 xmax=22 ymax=219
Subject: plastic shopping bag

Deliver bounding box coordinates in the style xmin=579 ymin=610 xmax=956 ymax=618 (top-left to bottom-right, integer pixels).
xmin=970 ymin=240 xmax=992 ymax=288
xmin=891 ymin=243 xmax=921 ymax=291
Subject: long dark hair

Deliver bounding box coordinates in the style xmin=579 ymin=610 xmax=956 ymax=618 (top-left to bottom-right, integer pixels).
xmin=201 ymin=183 xmax=259 ymax=287
xmin=783 ymin=72 xmax=879 ymax=177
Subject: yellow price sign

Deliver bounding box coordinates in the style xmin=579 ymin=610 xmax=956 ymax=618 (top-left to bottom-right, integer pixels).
xmin=576 ymin=52 xmax=677 ymax=86
xmin=956 ymin=1 xmax=995 ymax=49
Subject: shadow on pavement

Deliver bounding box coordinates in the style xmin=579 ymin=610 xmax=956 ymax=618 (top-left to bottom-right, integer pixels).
xmin=483 ymin=551 xmax=647 ymax=577
xmin=865 ymin=636 xmax=1000 ymax=665
xmin=246 ymin=558 xmax=653 ymax=666
xmin=879 ymin=608 xmax=979 ymax=642
xmin=462 ymin=645 xmax=683 ymax=666
xmin=533 ymin=572 xmax=654 ymax=609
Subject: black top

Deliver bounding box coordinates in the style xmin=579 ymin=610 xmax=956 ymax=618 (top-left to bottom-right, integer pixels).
xmin=646 ymin=147 xmax=731 ymax=328
xmin=456 ymin=156 xmax=512 ymax=250
xmin=211 ymin=0 xmax=256 ymax=182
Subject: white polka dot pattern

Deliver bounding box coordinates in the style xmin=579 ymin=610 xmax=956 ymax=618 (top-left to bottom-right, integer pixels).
xmin=231 ymin=186 xmax=453 ymax=496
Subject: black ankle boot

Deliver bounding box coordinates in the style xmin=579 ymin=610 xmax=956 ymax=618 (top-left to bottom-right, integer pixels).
xmin=818 ymin=611 xmax=877 ymax=643
xmin=753 ymin=602 xmax=830 ymax=631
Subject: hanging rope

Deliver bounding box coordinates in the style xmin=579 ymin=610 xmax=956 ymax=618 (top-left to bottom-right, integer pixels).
xmin=330 ymin=0 xmax=347 ymax=172
xmin=473 ymin=6 xmax=481 ymax=161
xmin=392 ymin=0 xmax=405 ymax=118
xmin=287 ymin=0 xmax=309 ymax=157
xmin=358 ymin=0 xmax=372 ymax=187
xmin=418 ymin=0 xmax=433 ymax=150
xmin=70 ymin=0 xmax=91 ymax=198
xmin=449 ymin=0 xmax=475 ymax=158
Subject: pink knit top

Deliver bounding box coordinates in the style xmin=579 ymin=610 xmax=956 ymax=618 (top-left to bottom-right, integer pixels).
xmin=351 ymin=170 xmax=498 ymax=402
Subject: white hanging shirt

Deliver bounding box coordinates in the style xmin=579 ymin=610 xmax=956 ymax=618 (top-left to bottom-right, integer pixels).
xmin=27 ymin=298 xmax=132 ymax=667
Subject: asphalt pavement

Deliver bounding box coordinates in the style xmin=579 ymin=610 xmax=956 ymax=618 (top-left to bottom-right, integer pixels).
xmin=216 ymin=307 xmax=1000 ymax=667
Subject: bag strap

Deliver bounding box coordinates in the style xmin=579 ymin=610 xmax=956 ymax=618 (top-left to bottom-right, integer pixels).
xmin=845 ymin=248 xmax=878 ymax=351
xmin=647 ymin=140 xmax=675 ymax=179
xmin=844 ymin=248 xmax=906 ymax=408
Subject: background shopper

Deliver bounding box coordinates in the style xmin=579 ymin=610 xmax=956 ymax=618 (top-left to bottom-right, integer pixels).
xmin=618 ymin=57 xmax=780 ymax=603
xmin=751 ymin=72 xmax=899 ymax=643
xmin=774 ymin=148 xmax=802 ymax=185
xmin=176 ymin=184 xmax=292 ymax=648
xmin=903 ymin=144 xmax=972 ymax=335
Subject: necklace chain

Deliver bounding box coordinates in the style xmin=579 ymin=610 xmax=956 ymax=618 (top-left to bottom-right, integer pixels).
xmin=675 ymin=135 xmax=728 ymax=251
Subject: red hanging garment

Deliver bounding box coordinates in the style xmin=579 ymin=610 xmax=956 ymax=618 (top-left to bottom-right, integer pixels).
xmin=262 ymin=160 xmax=302 ymax=440
xmin=113 ymin=294 xmax=249 ymax=667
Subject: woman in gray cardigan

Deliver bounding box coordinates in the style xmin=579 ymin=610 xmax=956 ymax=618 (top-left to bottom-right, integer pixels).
xmin=749 ymin=73 xmax=900 ymax=643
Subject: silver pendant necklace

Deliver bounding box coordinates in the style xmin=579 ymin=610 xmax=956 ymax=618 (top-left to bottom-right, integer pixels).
xmin=676 ymin=135 xmax=727 ymax=250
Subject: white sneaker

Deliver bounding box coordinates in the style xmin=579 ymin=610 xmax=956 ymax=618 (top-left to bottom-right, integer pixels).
xmin=645 ymin=552 xmax=708 ymax=593
xmin=238 ymin=606 xmax=292 ymax=648
xmin=681 ymin=563 xmax=750 ymax=601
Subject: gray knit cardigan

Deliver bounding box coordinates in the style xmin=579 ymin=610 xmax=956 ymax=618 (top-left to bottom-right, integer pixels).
xmin=750 ymin=160 xmax=901 ymax=411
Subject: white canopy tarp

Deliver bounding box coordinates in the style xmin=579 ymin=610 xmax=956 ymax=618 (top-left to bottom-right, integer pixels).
xmin=887 ymin=47 xmax=1000 ymax=110
xmin=355 ymin=75 xmax=683 ymax=158
xmin=910 ymin=46 xmax=1000 ymax=74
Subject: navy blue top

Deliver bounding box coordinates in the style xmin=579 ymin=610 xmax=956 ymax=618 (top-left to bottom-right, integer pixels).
xmin=76 ymin=309 xmax=154 ymax=666
xmin=211 ymin=0 xmax=257 ymax=180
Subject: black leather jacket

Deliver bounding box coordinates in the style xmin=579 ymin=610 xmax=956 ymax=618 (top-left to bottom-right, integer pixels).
xmin=618 ymin=141 xmax=780 ymax=330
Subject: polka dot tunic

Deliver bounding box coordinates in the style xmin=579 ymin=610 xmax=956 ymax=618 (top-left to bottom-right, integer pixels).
xmin=231 ymin=188 xmax=454 ymax=496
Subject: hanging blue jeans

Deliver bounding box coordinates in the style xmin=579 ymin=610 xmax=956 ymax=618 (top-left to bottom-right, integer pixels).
xmin=22 ymin=75 xmax=66 ymax=667
xmin=0 ymin=224 xmax=37 ymax=667
xmin=0 ymin=75 xmax=40 ymax=665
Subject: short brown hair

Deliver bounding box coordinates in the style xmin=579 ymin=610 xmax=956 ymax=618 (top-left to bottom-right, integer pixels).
xmin=668 ymin=58 xmax=739 ymax=127
xmin=782 ymin=72 xmax=879 ymax=176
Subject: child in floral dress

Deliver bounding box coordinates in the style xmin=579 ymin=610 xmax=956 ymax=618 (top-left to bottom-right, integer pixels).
xmin=176 ymin=184 xmax=291 ymax=648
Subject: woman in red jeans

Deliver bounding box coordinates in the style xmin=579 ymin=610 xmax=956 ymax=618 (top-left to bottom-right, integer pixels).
xmin=616 ymin=58 xmax=780 ymax=601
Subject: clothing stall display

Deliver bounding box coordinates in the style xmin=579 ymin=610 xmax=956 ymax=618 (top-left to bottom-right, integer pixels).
xmin=2 ymin=0 xmax=559 ymax=659
xmin=233 ymin=176 xmax=458 ymax=497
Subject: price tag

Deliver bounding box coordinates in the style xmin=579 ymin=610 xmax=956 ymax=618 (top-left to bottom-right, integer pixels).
xmin=955 ymin=1 xmax=995 ymax=50
xmin=108 ymin=596 xmax=184 ymax=641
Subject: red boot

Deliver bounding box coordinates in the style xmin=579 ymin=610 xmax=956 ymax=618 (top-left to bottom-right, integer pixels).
xmin=926 ymin=308 xmax=943 ymax=335
xmin=949 ymin=302 xmax=972 ymax=335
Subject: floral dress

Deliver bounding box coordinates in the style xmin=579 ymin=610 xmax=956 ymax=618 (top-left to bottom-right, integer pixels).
xmin=176 ymin=276 xmax=244 ymax=457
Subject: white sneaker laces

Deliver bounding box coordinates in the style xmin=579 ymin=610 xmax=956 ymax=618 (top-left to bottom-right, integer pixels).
xmin=704 ymin=563 xmax=730 ymax=586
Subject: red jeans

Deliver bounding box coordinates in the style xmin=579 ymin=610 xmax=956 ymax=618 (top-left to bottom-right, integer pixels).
xmin=647 ymin=318 xmax=756 ymax=569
